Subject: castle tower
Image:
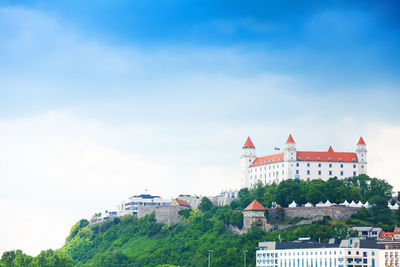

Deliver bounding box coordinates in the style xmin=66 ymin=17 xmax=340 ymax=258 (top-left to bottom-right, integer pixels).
xmin=356 ymin=137 xmax=367 ymax=174
xmin=284 ymin=134 xmax=297 ymax=180
xmin=240 ymin=137 xmax=256 ymax=188
xmin=242 ymin=200 xmax=270 ymax=232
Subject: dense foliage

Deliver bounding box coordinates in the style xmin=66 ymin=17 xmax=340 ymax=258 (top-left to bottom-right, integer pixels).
xmin=0 ymin=249 xmax=73 ymax=267
xmin=230 ymin=175 xmax=392 ymax=209
xmin=57 ymin=204 xmax=355 ymax=266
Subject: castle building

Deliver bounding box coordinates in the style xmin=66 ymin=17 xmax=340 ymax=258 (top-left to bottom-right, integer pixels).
xmin=240 ymin=135 xmax=367 ymax=188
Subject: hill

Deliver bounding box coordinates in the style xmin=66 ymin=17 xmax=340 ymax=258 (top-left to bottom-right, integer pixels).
xmin=1 ymin=175 xmax=399 ymax=267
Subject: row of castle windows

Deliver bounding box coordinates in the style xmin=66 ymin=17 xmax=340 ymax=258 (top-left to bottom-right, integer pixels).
xmin=296 ymin=163 xmax=357 ymax=168
xmin=296 ymin=170 xmax=357 ymax=176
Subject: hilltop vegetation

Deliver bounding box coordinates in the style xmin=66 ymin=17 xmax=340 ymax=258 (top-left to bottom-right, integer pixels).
xmin=1 ymin=175 xmax=399 ymax=267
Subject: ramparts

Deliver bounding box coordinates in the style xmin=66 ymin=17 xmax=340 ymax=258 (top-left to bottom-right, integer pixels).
xmin=137 ymin=205 xmax=189 ymax=224
xmin=268 ymin=206 xmax=360 ymax=220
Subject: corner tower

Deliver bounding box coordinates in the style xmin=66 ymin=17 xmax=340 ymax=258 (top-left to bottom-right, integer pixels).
xmin=284 ymin=134 xmax=297 ymax=180
xmin=356 ymin=137 xmax=367 ymax=174
xmin=240 ymin=137 xmax=256 ymax=188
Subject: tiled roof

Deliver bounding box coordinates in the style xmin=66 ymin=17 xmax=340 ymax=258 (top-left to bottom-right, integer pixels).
xmin=296 ymin=150 xmax=358 ymax=163
xmin=379 ymin=232 xmax=394 ymax=239
xmin=394 ymin=227 xmax=400 ymax=234
xmin=286 ymin=134 xmax=295 ymax=143
xmin=358 ymin=137 xmax=366 ymax=145
xmin=251 ymin=153 xmax=284 ymax=167
xmin=244 ymin=200 xmax=266 ymax=211
xmin=243 ymin=137 xmax=255 ymax=148
xmin=176 ymin=199 xmax=190 ymax=207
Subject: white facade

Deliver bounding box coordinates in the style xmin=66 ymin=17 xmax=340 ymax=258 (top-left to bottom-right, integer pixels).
xmin=256 ymin=239 xmax=394 ymax=267
xmin=241 ymin=135 xmax=368 ymax=188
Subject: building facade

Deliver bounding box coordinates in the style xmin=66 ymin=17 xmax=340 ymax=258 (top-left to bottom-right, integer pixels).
xmin=256 ymin=238 xmax=398 ymax=267
xmin=241 ymin=135 xmax=367 ymax=188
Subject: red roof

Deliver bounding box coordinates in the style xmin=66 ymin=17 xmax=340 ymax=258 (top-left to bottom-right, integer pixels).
xmin=251 ymin=153 xmax=284 ymax=166
xmin=243 ymin=137 xmax=255 ymax=148
xmin=296 ymin=150 xmax=358 ymax=163
xmin=394 ymin=227 xmax=400 ymax=234
xmin=357 ymin=137 xmax=366 ymax=145
xmin=176 ymin=199 xmax=190 ymax=207
xmin=286 ymin=134 xmax=295 ymax=144
xmin=244 ymin=200 xmax=266 ymax=211
xmin=379 ymin=232 xmax=394 ymax=239
xmin=328 ymin=146 xmax=334 ymax=153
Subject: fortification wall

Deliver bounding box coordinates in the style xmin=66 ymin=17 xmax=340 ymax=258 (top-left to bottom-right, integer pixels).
xmin=268 ymin=206 xmax=360 ymax=220
xmin=137 ymin=205 xmax=188 ymax=224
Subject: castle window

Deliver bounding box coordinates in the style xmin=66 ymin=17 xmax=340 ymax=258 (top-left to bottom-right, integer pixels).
xmin=339 ymin=158 xmax=342 ymax=161
xmin=317 ymin=157 xmax=320 ymax=161
xmin=340 ymin=171 xmax=343 ymax=176
xmin=353 ymin=164 xmax=356 ymax=168
xmin=306 ymin=157 xmax=310 ymax=160
xmin=307 ymin=163 xmax=310 ymax=167
xmin=362 ymin=165 xmax=364 ymax=168
xmin=296 ymin=170 xmax=299 ymax=174
xmin=318 ymin=170 xmax=321 ymax=175
xmin=340 ymin=164 xmax=343 ymax=168
xmin=296 ymin=163 xmax=299 ymax=167
xmin=318 ymin=163 xmax=321 ymax=167
xmin=297 ymin=157 xmax=300 ymax=160
xmin=329 ymin=171 xmax=332 ymax=176
xmin=307 ymin=170 xmax=310 ymax=175
xmin=249 ymin=159 xmax=251 ymax=162
xmin=353 ymin=171 xmax=356 ymax=176
xmin=352 ymin=158 xmax=355 ymax=162
xmin=328 ymin=157 xmax=331 ymax=161
xmin=329 ymin=164 xmax=332 ymax=168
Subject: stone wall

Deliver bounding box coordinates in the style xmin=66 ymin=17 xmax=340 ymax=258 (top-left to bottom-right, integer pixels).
xmin=137 ymin=205 xmax=188 ymax=224
xmin=268 ymin=206 xmax=360 ymax=220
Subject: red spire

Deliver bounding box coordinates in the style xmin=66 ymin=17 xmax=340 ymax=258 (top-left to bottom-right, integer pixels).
xmin=357 ymin=137 xmax=366 ymax=145
xmin=286 ymin=134 xmax=295 ymax=144
xmin=242 ymin=137 xmax=255 ymax=148
xmin=243 ymin=200 xmax=266 ymax=211
xmin=328 ymin=146 xmax=334 ymax=153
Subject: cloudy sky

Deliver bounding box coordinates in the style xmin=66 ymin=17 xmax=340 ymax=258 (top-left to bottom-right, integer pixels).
xmin=0 ymin=0 xmax=399 ymax=255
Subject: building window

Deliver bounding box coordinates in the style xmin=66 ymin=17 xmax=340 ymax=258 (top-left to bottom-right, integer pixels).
xmin=353 ymin=164 xmax=356 ymax=168
xmin=318 ymin=170 xmax=321 ymax=175
xmin=352 ymin=158 xmax=355 ymax=162
xmin=317 ymin=157 xmax=320 ymax=160
xmin=340 ymin=171 xmax=343 ymax=176
xmin=353 ymin=171 xmax=356 ymax=176
xmin=362 ymin=165 xmax=364 ymax=168
xmin=340 ymin=164 xmax=343 ymax=168
xmin=318 ymin=163 xmax=321 ymax=167
xmin=297 ymin=157 xmax=300 ymax=160
xmin=296 ymin=163 xmax=299 ymax=167
xmin=307 ymin=170 xmax=310 ymax=175
xmin=307 ymin=163 xmax=310 ymax=167
xmin=329 ymin=170 xmax=332 ymax=176
xmin=296 ymin=170 xmax=299 ymax=174
xmin=306 ymin=157 xmax=310 ymax=160
xmin=329 ymin=164 xmax=332 ymax=168
xmin=339 ymin=158 xmax=342 ymax=161
xmin=328 ymin=157 xmax=331 ymax=161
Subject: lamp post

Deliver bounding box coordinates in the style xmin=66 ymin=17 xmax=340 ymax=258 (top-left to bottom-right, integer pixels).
xmin=208 ymin=249 xmax=213 ymax=267
xmin=243 ymin=250 xmax=248 ymax=267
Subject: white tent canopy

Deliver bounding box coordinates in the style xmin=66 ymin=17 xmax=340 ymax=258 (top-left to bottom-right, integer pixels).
xmin=289 ymin=201 xmax=297 ymax=208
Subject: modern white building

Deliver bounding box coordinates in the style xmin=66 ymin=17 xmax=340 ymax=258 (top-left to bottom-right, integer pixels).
xmin=117 ymin=193 xmax=171 ymax=213
xmin=241 ymin=135 xmax=367 ymax=188
xmin=349 ymin=227 xmax=382 ymax=239
xmin=256 ymin=238 xmax=398 ymax=267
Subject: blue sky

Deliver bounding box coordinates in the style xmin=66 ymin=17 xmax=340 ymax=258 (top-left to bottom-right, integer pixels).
xmin=0 ymin=0 xmax=399 ymax=255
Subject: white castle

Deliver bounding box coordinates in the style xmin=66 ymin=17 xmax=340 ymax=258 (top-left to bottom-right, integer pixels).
xmin=240 ymin=135 xmax=367 ymax=188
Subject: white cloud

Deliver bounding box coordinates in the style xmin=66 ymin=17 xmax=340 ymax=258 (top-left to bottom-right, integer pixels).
xmin=0 ymin=5 xmax=399 ymax=257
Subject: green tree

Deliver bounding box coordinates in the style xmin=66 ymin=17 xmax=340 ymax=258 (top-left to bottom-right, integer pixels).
xmin=229 ymin=211 xmax=243 ymax=229
xmin=198 ymin=197 xmax=214 ymax=212
xmin=33 ymin=250 xmax=73 ymax=267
